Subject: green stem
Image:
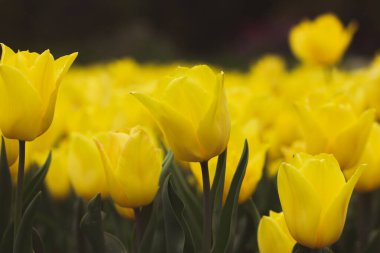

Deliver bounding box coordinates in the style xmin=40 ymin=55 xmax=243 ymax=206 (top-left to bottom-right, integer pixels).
xmin=134 ymin=208 xmax=142 ymax=253
xmin=200 ymin=161 xmax=211 ymax=253
xmin=13 ymin=140 xmax=25 ymax=244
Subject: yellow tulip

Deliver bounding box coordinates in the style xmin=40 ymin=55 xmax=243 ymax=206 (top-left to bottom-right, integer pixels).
xmin=0 ymin=44 xmax=77 ymax=141
xmin=296 ymin=102 xmax=375 ymax=170
xmin=345 ymin=123 xmax=380 ymax=192
xmin=277 ymin=153 xmax=364 ymax=248
xmin=289 ymin=13 xmax=356 ymax=65
xmin=45 ymin=142 xmax=71 ymax=200
xmin=114 ymin=204 xmax=135 ymax=220
xmin=132 ymin=65 xmax=230 ymax=162
xmin=258 ymin=211 xmax=296 ymax=253
xmin=67 ymin=132 xmax=108 ymax=200
xmin=0 ymin=134 xmax=18 ymax=166
xmin=95 ymin=126 xmax=163 ymax=208
xmin=190 ymin=120 xmax=267 ymax=203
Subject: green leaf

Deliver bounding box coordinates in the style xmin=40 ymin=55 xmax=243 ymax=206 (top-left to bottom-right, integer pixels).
xmin=159 ymin=151 xmax=174 ymax=186
xmin=210 ymin=149 xmax=227 ymax=245
xmin=292 ymin=244 xmax=334 ymax=253
xmin=80 ymin=193 xmax=106 ymax=253
xmin=241 ymin=199 xmax=261 ymax=252
xmin=365 ymin=229 xmax=380 ymax=253
xmin=139 ymin=199 xmax=159 ymax=253
xmin=23 ymin=152 xmax=51 ymax=210
xmin=32 ymin=228 xmax=45 ymax=253
xmin=162 ymin=174 xmax=195 ymax=253
xmin=104 ymin=232 xmax=128 ymax=253
xmin=0 ymin=223 xmax=13 ymax=253
xmin=0 ymin=137 xmax=12 ymax=237
xmin=212 ymin=140 xmax=248 ymax=253
xmin=14 ymin=192 xmax=42 ymax=253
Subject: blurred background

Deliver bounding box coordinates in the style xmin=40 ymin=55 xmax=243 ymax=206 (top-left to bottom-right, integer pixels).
xmin=1 ymin=0 xmax=379 ymax=69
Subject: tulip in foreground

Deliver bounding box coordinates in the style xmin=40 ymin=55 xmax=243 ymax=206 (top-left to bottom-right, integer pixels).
xmin=0 ymin=43 xmax=77 ymax=141
xmin=258 ymin=211 xmax=296 ymax=253
xmin=289 ymin=13 xmax=356 ymax=65
xmin=95 ymin=126 xmax=162 ymax=208
xmin=132 ymin=65 xmax=230 ymax=162
xmin=278 ymin=153 xmax=364 ymax=248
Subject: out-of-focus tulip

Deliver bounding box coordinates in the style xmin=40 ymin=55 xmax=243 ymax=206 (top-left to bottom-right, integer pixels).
xmin=95 ymin=126 xmax=163 ymax=208
xmin=258 ymin=211 xmax=296 ymax=253
xmin=278 ymin=153 xmax=364 ymax=248
xmin=345 ymin=123 xmax=380 ymax=192
xmin=191 ymin=120 xmax=267 ymax=203
xmin=0 ymin=43 xmax=77 ymax=141
xmin=0 ymin=134 xmax=18 ymax=166
xmin=67 ymin=132 xmax=108 ymax=200
xmin=296 ymin=102 xmax=374 ymax=170
xmin=132 ymin=65 xmax=230 ymax=162
xmin=289 ymin=13 xmax=356 ymax=65
xmin=45 ymin=142 xmax=71 ymax=200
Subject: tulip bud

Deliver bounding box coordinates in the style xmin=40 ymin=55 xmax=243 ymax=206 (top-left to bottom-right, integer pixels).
xmin=289 ymin=13 xmax=356 ymax=65
xmin=0 ymin=43 xmax=77 ymax=141
xmin=95 ymin=126 xmax=163 ymax=208
xmin=277 ymin=153 xmax=364 ymax=248
xmin=258 ymin=211 xmax=296 ymax=253
xmin=132 ymin=65 xmax=230 ymax=162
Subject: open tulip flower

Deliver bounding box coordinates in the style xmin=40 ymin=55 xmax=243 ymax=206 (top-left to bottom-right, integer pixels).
xmin=278 ymin=153 xmax=365 ymax=248
xmin=0 ymin=44 xmax=77 ymax=141
xmin=289 ymin=13 xmax=356 ymax=66
xmin=132 ymin=65 xmax=230 ymax=162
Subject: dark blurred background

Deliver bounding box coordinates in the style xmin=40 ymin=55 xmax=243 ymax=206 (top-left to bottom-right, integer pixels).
xmin=1 ymin=0 xmax=380 ymax=68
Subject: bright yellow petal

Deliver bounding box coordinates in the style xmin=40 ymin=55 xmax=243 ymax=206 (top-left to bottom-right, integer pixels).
xmin=258 ymin=216 xmax=295 ymax=253
xmin=197 ymin=72 xmax=231 ymax=161
xmin=315 ymin=164 xmax=365 ymax=247
xmin=277 ymin=163 xmax=322 ymax=247
xmin=0 ymin=43 xmax=16 ymax=65
xmin=330 ymin=109 xmax=375 ymax=170
xmin=0 ymin=65 xmax=43 ymax=140
xmin=132 ymin=92 xmax=203 ymax=161
xmin=94 ymin=138 xmax=129 ymax=206
xmin=54 ymin=52 xmax=78 ymax=83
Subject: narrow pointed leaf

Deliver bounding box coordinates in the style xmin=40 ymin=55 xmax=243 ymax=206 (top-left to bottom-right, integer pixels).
xmin=212 ymin=140 xmax=248 ymax=253
xmin=159 ymin=151 xmax=174 ymax=186
xmin=23 ymin=152 xmax=51 ymax=210
xmin=210 ymin=149 xmax=227 ymax=245
xmin=32 ymin=228 xmax=45 ymax=253
xmin=0 ymin=137 xmax=12 ymax=237
xmin=80 ymin=193 xmax=106 ymax=253
xmin=162 ymin=174 xmax=195 ymax=253
xmin=14 ymin=192 xmax=42 ymax=253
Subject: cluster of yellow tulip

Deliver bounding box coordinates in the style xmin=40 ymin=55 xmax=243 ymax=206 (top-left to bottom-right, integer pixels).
xmin=1 ymin=12 xmax=380 ymax=253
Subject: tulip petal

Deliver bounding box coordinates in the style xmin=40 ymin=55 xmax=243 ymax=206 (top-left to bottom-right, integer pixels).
xmin=197 ymin=73 xmax=231 ymax=161
xmin=132 ymin=92 xmax=204 ymax=161
xmin=0 ymin=43 xmax=16 ymax=65
xmin=116 ymin=128 xmax=161 ymax=207
xmin=258 ymin=216 xmax=295 ymax=253
xmin=54 ymin=52 xmax=78 ymax=83
xmin=0 ymin=65 xmax=43 ymax=140
xmin=94 ymin=138 xmax=129 ymax=207
xmin=295 ymin=104 xmax=327 ymax=154
xmin=277 ymin=163 xmax=322 ymax=248
xmin=330 ymin=109 xmax=375 ymax=170
xmin=315 ymin=164 xmax=365 ymax=247
xmin=300 ymin=153 xmax=346 ymax=207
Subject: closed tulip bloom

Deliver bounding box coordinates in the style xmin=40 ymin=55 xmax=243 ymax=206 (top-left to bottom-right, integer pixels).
xmin=0 ymin=134 xmax=18 ymax=166
xmin=278 ymin=153 xmax=364 ymax=248
xmin=0 ymin=43 xmax=77 ymax=141
xmin=132 ymin=65 xmax=230 ymax=162
xmin=258 ymin=211 xmax=296 ymax=253
xmin=296 ymin=102 xmax=375 ymax=170
xmin=67 ymin=133 xmax=108 ymax=200
xmin=346 ymin=123 xmax=380 ymax=192
xmin=289 ymin=13 xmax=356 ymax=65
xmin=95 ymin=126 xmax=163 ymax=208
